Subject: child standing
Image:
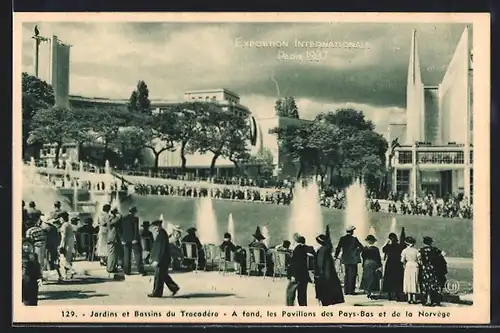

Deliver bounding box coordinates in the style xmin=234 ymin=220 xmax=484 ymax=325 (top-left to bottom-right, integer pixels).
xmin=22 ymin=239 xmax=42 ymax=305
xmin=59 ymin=247 xmax=75 ymax=280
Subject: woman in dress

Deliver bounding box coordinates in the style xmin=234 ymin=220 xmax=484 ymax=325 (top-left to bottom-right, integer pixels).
xmin=314 ymin=234 xmax=345 ymax=306
xmin=360 ymin=235 xmax=382 ymax=299
xmin=382 ymin=233 xmax=405 ymax=301
xmin=419 ymin=236 xmax=446 ymax=306
xmin=95 ymin=204 xmax=111 ymax=266
xmin=401 ymin=236 xmax=419 ymax=304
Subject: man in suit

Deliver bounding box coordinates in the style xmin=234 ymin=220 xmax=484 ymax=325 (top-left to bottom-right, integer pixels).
xmin=334 ymin=225 xmax=364 ymax=295
xmin=106 ymin=208 xmax=122 ymax=277
xmin=121 ymin=207 xmax=146 ymax=276
xmin=148 ymin=220 xmax=180 ymax=298
xmin=286 ymin=234 xmax=312 ymax=306
xmin=76 ymin=218 xmax=97 ymax=261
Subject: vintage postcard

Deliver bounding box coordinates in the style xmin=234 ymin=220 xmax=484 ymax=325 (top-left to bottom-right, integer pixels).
xmin=13 ymin=12 xmax=490 ymax=325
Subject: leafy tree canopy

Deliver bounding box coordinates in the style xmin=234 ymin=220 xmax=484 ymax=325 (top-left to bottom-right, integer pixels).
xmin=275 ymin=96 xmax=300 ymax=119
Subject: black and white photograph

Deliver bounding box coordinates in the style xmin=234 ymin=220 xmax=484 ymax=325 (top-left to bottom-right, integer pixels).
xmin=13 ymin=12 xmax=490 ymax=324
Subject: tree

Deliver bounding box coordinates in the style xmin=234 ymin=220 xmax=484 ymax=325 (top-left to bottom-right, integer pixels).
xmin=308 ymin=120 xmax=340 ymax=184
xmin=127 ymin=80 xmax=151 ymax=113
xmin=248 ymin=147 xmax=275 ymax=180
xmin=127 ymin=91 xmax=138 ymax=112
xmin=113 ymin=128 xmax=150 ymax=168
xmin=271 ymin=122 xmax=318 ymax=179
xmin=169 ymin=101 xmax=214 ymax=173
xmin=22 ymin=72 xmax=55 ymax=155
xmin=29 ymin=106 xmax=74 ymax=164
xmin=318 ymin=109 xmax=388 ymax=191
xmin=141 ymin=110 xmax=178 ymax=173
xmin=89 ymin=106 xmax=131 ymax=164
xmin=275 ymin=96 xmax=300 ymax=118
xmin=193 ymin=106 xmax=251 ymax=176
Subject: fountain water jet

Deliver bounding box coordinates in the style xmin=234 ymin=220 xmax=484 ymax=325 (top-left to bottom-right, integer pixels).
xmin=288 ymin=178 xmax=324 ymax=246
xmin=228 ymin=214 xmax=235 ymax=242
xmin=22 ymin=164 xmax=71 ymax=214
xmin=196 ymin=196 xmax=219 ymax=245
xmin=389 ymin=216 xmax=397 ymax=234
xmin=262 ymin=226 xmax=270 ymax=247
xmin=345 ymin=179 xmax=369 ymax=242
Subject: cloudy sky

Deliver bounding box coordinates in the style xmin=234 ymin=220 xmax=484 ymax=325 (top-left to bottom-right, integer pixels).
xmin=20 ymin=21 xmax=470 ymax=133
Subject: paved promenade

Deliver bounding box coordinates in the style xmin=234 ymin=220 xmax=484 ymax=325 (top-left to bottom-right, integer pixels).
xmin=37 ymin=261 xmax=472 ymax=307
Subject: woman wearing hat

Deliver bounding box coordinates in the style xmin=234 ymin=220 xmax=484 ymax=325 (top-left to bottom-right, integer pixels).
xmin=418 ymin=236 xmax=446 ymax=306
xmin=401 ymin=236 xmax=419 ymax=304
xmin=181 ymin=227 xmax=206 ymax=270
xmin=248 ymin=227 xmax=274 ymax=276
xmin=360 ymin=235 xmax=382 ymax=299
xmin=381 ymin=233 xmax=405 ymax=301
xmin=314 ymin=234 xmax=344 ymax=306
xmin=140 ymin=221 xmax=153 ymax=264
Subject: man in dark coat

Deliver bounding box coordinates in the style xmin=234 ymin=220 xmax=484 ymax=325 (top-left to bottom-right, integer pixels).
xmin=76 ymin=218 xmax=97 ymax=261
xmin=181 ymin=227 xmax=206 ymax=270
xmin=219 ymin=232 xmax=247 ymax=274
xmin=334 ymin=225 xmax=363 ymax=295
xmin=120 ymin=207 xmax=146 ymax=276
xmin=22 ymin=238 xmax=42 ymax=305
xmin=315 ymin=234 xmax=345 ymax=306
xmin=148 ymin=220 xmax=180 ymax=298
xmin=106 ymin=208 xmax=122 ymax=276
xmin=286 ymin=234 xmax=311 ymax=306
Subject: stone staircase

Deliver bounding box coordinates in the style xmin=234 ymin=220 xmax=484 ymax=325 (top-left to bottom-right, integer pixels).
xmin=26 ymin=160 xmax=131 ymax=218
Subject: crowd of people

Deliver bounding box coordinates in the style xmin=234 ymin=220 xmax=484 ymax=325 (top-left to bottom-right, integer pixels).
xmin=132 ymin=182 xmax=472 ymax=219
xmin=22 ymin=198 xmax=449 ymax=307
xmin=27 ymin=158 xmax=473 ymax=219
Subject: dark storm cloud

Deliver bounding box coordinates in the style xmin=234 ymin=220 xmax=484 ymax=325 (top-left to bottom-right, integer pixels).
xmin=20 ymin=20 xmax=470 ymax=110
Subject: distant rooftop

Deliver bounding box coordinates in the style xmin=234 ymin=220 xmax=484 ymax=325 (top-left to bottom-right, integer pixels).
xmin=184 ymin=88 xmax=240 ymax=98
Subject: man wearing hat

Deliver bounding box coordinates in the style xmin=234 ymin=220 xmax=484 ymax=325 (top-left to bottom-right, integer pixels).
xmin=286 ymin=234 xmax=311 ymax=306
xmin=22 ymin=238 xmax=42 ymax=305
xmin=148 ymin=220 xmax=180 ymax=297
xmin=334 ymin=226 xmax=364 ymax=295
xmin=121 ymin=206 xmax=146 ymax=276
xmin=248 ymin=227 xmax=274 ymax=276
xmin=76 ymin=218 xmax=97 ymax=261
xmin=40 ymin=215 xmax=63 ymax=282
xmin=181 ymin=227 xmax=206 ymax=270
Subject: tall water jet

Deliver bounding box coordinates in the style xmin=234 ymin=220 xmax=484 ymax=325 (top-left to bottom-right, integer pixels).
xmin=345 ymin=179 xmax=369 ymax=242
xmin=228 ymin=214 xmax=236 ymax=242
xmin=368 ymin=226 xmax=378 ymax=243
xmin=262 ymin=226 xmax=270 ymax=247
xmin=288 ymin=178 xmax=324 ymax=246
xmin=79 ymin=160 xmax=84 ymax=172
xmin=196 ymin=196 xmax=219 ymax=245
xmin=389 ymin=216 xmax=397 ymax=234
xmin=105 ymin=160 xmax=111 ymax=174
xmin=22 ymin=164 xmax=71 ymax=214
